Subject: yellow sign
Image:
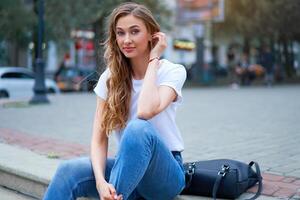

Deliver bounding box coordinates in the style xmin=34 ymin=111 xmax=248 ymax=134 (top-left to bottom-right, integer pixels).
xmin=173 ymin=39 xmax=196 ymax=51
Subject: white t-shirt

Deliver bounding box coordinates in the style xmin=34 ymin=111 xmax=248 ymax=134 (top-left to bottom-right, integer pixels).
xmin=94 ymin=59 xmax=186 ymax=151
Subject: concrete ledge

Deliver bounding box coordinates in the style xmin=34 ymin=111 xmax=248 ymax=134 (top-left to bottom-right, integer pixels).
xmin=0 ymin=169 xmax=46 ymax=199
xmin=0 ymin=186 xmax=36 ymax=200
xmin=0 ymin=143 xmax=59 ymax=199
xmin=0 ymin=163 xmax=49 ymax=185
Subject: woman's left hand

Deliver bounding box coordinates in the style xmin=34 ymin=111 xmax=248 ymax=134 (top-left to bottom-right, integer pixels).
xmin=149 ymin=32 xmax=167 ymax=59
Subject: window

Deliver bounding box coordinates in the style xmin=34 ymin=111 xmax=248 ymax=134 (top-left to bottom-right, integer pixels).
xmin=1 ymin=72 xmax=34 ymax=79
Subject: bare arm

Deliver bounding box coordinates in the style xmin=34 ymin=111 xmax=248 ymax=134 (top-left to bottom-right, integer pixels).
xmin=90 ymin=97 xmax=122 ymax=200
xmin=90 ymin=97 xmax=108 ymax=185
xmin=137 ymin=60 xmax=177 ymax=119
xmin=137 ymin=32 xmax=177 ymax=119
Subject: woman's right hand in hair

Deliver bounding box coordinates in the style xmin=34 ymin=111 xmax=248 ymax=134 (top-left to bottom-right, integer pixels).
xmin=149 ymin=32 xmax=167 ymax=59
xmin=97 ymin=180 xmax=123 ymax=200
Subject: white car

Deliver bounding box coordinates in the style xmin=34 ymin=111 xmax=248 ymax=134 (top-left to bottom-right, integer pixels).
xmin=0 ymin=67 xmax=60 ymax=99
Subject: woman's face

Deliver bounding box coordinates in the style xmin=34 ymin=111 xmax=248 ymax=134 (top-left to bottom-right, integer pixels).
xmin=116 ymin=14 xmax=151 ymax=59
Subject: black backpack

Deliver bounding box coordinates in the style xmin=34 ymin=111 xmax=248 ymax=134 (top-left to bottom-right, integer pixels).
xmin=181 ymin=159 xmax=263 ymax=200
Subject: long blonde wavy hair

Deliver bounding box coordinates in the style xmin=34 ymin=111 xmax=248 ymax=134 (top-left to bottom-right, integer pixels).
xmin=102 ymin=3 xmax=160 ymax=136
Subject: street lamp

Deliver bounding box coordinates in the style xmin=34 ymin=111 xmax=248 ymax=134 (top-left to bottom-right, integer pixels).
xmin=30 ymin=0 xmax=49 ymax=104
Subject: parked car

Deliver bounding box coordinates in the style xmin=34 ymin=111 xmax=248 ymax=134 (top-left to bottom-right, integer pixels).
xmin=55 ymin=67 xmax=99 ymax=92
xmin=0 ymin=67 xmax=60 ymax=99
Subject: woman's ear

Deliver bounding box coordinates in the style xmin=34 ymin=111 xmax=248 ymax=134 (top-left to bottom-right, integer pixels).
xmin=148 ymin=40 xmax=153 ymax=50
xmin=148 ymin=34 xmax=153 ymax=49
xmin=148 ymin=35 xmax=152 ymax=42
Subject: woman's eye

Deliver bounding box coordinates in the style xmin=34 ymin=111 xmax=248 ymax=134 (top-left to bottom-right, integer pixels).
xmin=116 ymin=31 xmax=124 ymax=36
xmin=131 ymin=30 xmax=139 ymax=35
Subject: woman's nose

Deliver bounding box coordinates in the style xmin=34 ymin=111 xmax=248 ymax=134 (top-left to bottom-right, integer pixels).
xmin=124 ymin=34 xmax=132 ymax=44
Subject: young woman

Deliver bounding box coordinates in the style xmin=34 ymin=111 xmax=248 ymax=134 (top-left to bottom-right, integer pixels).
xmin=43 ymin=2 xmax=186 ymax=200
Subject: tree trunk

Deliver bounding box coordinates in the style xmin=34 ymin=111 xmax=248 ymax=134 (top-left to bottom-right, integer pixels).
xmin=243 ymin=36 xmax=250 ymax=55
xmin=289 ymin=41 xmax=295 ymax=76
xmin=12 ymin=40 xmax=19 ymax=66
xmin=93 ymin=17 xmax=106 ymax=74
xmin=282 ymin=39 xmax=289 ymax=77
xmin=282 ymin=38 xmax=295 ymax=78
xmin=33 ymin=24 xmax=39 ymax=71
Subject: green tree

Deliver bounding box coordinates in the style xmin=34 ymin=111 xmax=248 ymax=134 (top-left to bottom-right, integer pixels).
xmin=213 ymin=0 xmax=300 ymax=77
xmin=0 ymin=0 xmax=35 ymax=65
xmin=1 ymin=0 xmax=171 ymax=68
xmin=43 ymin=0 xmax=102 ymax=47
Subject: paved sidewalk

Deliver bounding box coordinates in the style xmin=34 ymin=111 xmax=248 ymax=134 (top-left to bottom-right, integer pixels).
xmin=1 ymin=85 xmax=300 ymax=199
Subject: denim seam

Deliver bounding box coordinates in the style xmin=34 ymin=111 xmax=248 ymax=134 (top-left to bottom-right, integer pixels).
xmin=122 ymin=157 xmax=149 ymax=199
xmin=55 ymin=169 xmax=78 ymax=200
xmin=70 ymin=176 xmax=96 ymax=199
xmin=124 ymin=132 xmax=153 ymax=199
xmin=124 ymin=122 xmax=155 ymax=198
xmin=110 ymin=153 xmax=147 ymax=199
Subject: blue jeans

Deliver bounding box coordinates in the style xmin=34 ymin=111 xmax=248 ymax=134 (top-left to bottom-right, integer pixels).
xmin=43 ymin=119 xmax=185 ymax=200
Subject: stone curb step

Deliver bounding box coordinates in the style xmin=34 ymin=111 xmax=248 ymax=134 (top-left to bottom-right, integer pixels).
xmin=0 ymin=143 xmax=59 ymax=199
xmin=0 ymin=153 xmax=94 ymax=200
xmin=0 ymin=169 xmax=45 ymax=199
xmin=0 ymin=186 xmax=37 ymax=200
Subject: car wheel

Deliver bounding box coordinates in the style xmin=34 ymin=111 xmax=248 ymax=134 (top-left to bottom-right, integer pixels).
xmin=0 ymin=90 xmax=9 ymax=98
xmin=47 ymin=88 xmax=56 ymax=94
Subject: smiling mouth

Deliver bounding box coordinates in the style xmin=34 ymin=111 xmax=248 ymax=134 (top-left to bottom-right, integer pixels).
xmin=123 ymin=47 xmax=135 ymax=52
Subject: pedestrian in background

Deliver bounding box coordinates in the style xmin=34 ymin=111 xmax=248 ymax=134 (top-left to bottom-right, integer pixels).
xmin=235 ymin=53 xmax=256 ymax=85
xmin=260 ymin=45 xmax=275 ymax=86
xmin=227 ymin=46 xmax=239 ymax=89
xmin=43 ymin=2 xmax=186 ymax=200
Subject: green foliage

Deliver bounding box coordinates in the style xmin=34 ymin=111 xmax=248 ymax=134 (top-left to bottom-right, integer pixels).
xmin=0 ymin=0 xmax=35 ymax=47
xmin=214 ymin=0 xmax=300 ymax=41
xmin=44 ymin=1 xmax=171 ymax=61
xmin=213 ymin=0 xmax=300 ymax=77
xmin=44 ymin=0 xmax=102 ymax=44
xmin=47 ymin=152 xmax=60 ymax=159
xmin=0 ymin=0 xmax=171 ymax=49
xmin=45 ymin=0 xmax=171 ymax=44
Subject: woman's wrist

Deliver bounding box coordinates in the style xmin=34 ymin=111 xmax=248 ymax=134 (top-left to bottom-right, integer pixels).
xmin=148 ymin=58 xmax=160 ymax=70
xmin=149 ymin=56 xmax=160 ymax=63
xmin=96 ymin=177 xmax=107 ymax=188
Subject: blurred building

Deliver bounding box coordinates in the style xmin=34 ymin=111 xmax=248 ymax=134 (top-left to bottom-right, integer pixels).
xmin=71 ymin=29 xmax=96 ymax=70
xmin=163 ymin=0 xmax=226 ymax=82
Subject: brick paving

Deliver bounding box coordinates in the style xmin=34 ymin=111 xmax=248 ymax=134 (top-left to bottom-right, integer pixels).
xmin=0 ymin=128 xmax=90 ymax=159
xmin=1 ymin=127 xmax=300 ymax=199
